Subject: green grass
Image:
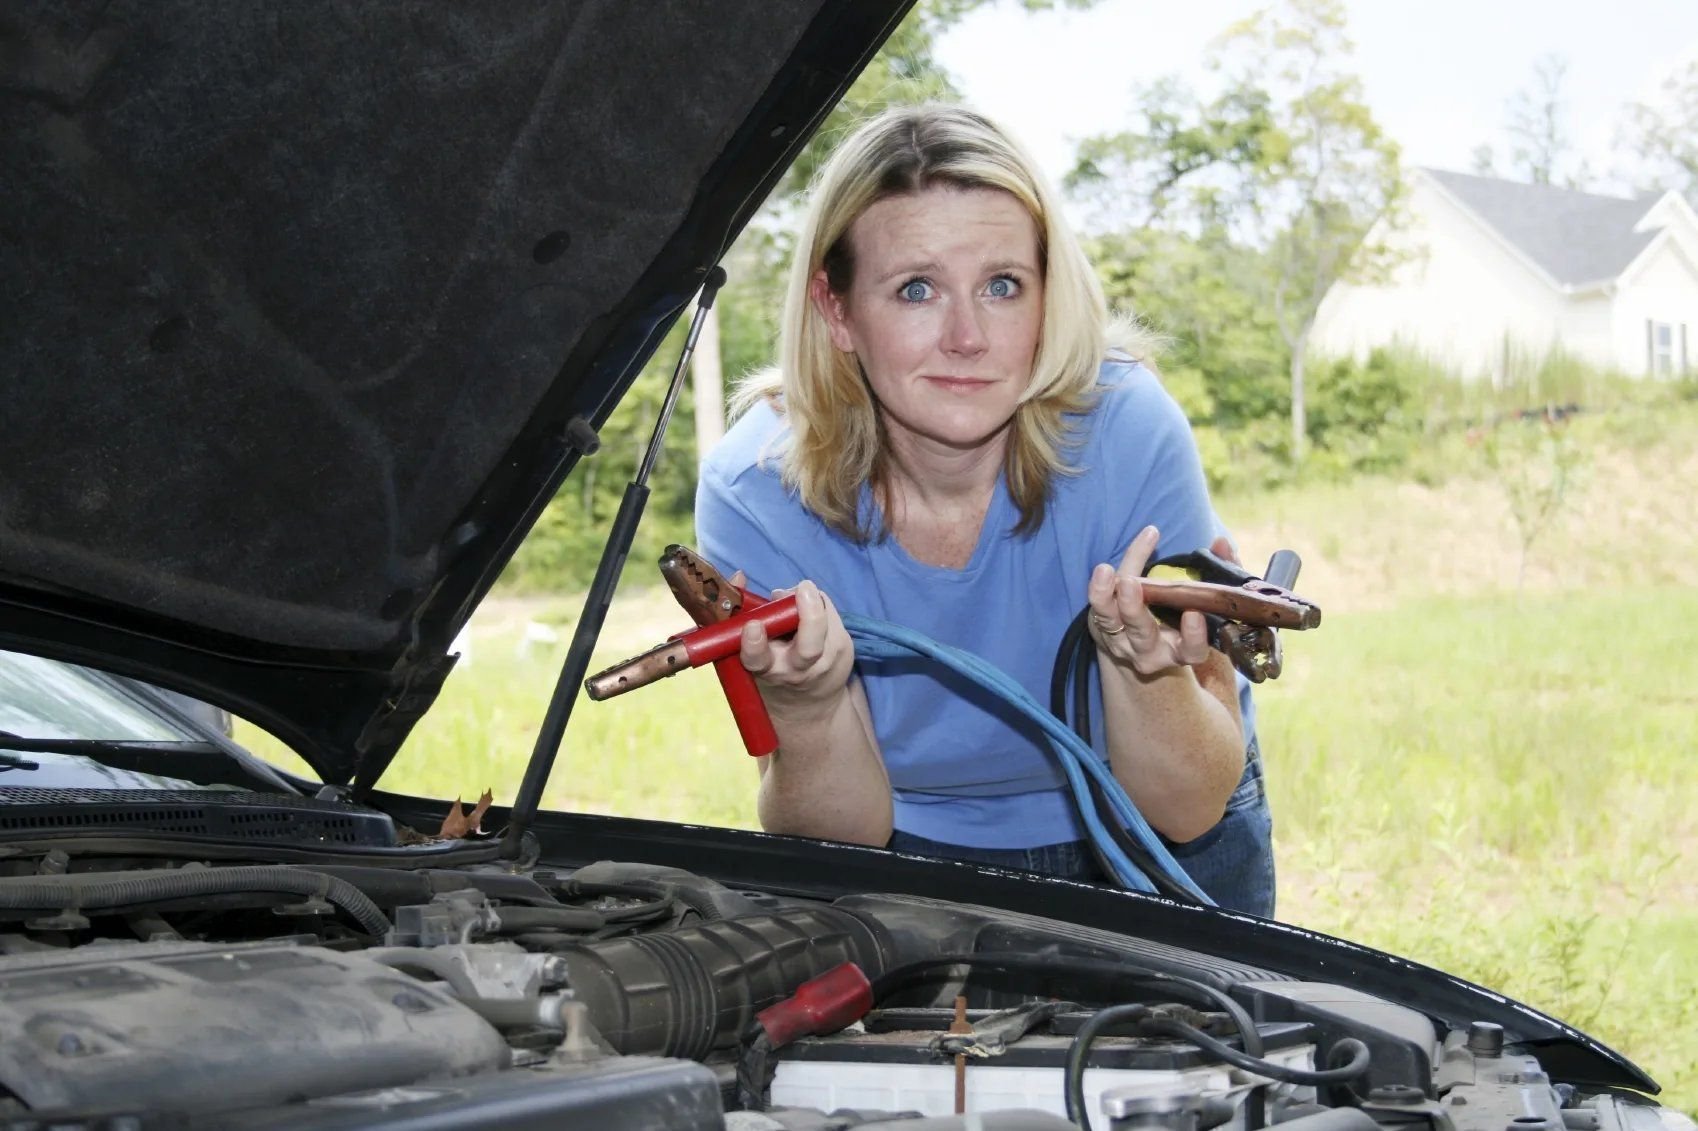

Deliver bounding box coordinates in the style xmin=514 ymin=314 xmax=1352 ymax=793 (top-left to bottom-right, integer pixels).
xmin=1258 ymin=588 xmax=1697 ymax=1110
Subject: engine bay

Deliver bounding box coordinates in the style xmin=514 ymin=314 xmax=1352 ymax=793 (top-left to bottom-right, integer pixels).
xmin=0 ymin=822 xmax=1674 ymax=1131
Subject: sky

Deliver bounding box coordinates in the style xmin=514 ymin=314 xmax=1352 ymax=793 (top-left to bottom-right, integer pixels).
xmin=935 ymin=0 xmax=1698 ymax=199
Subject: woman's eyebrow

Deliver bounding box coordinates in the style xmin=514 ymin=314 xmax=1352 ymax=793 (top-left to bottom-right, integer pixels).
xmin=874 ymin=260 xmax=942 ymax=283
xmin=872 ymin=257 xmax=1037 ymax=284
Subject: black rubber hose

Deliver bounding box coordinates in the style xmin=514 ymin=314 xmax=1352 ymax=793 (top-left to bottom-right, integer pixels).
xmin=299 ymin=865 xmax=558 ymax=908
xmin=642 ymin=881 xmax=726 ymax=922
xmin=1065 ymin=1003 xmax=1148 ymax=1129
xmin=0 ymin=867 xmax=390 ymax=936
xmin=493 ymin=905 xmax=606 ymax=932
xmin=558 ymin=880 xmax=676 ymax=918
xmin=1138 ymin=1018 xmax=1373 ymax=1086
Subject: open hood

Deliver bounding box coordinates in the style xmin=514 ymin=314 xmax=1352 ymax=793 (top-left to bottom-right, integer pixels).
xmin=0 ymin=1 xmax=911 ymax=786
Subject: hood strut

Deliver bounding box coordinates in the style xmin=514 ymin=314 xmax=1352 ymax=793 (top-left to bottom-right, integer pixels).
xmin=501 ymin=268 xmax=728 ymax=860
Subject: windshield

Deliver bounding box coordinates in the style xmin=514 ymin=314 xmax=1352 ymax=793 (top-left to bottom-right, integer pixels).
xmin=0 ymin=650 xmax=192 ymax=742
xmin=0 ymin=650 xmax=239 ymax=792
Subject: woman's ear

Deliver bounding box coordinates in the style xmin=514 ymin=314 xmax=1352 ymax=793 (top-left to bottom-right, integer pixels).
xmin=809 ymin=270 xmax=856 ymax=354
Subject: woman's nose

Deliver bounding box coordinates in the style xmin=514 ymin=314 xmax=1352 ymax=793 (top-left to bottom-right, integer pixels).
xmin=940 ymin=298 xmax=988 ymax=357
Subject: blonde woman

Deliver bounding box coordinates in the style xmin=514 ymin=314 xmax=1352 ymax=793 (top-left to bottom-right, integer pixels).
xmin=696 ymin=105 xmax=1274 ymax=914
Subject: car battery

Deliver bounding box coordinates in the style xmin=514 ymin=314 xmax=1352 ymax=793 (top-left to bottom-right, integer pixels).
xmin=768 ymin=1008 xmax=1317 ymax=1124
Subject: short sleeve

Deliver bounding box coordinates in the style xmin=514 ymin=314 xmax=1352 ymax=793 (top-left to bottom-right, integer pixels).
xmin=1095 ymin=364 xmax=1222 ymax=563
xmin=694 ymin=459 xmax=810 ymax=599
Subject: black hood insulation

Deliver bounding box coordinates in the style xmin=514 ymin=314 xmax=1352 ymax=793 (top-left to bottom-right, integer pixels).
xmin=0 ymin=1 xmax=911 ymax=783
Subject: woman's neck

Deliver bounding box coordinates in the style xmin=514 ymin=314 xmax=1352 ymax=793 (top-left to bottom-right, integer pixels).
xmin=881 ymin=424 xmax=1009 ymax=512
xmin=879 ymin=427 xmax=1010 ymax=568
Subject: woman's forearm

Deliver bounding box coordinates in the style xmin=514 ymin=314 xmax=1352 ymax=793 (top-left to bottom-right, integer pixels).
xmin=1100 ymin=650 xmax=1244 ymax=843
xmin=755 ymin=679 xmax=893 ymax=845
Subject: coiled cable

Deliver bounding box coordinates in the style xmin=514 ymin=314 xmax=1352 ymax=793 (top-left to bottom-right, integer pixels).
xmin=842 ymin=613 xmax=1210 ymax=901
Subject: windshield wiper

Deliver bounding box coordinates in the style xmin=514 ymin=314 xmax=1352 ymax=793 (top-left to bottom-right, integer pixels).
xmin=0 ymin=736 xmax=276 ymax=791
xmin=0 ymin=736 xmax=196 ymax=755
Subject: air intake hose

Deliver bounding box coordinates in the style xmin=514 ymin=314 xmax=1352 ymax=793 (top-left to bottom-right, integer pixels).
xmin=547 ymin=905 xmax=892 ymax=1058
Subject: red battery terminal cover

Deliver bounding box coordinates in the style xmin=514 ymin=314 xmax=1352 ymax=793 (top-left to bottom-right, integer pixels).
xmin=755 ymin=962 xmax=874 ymax=1048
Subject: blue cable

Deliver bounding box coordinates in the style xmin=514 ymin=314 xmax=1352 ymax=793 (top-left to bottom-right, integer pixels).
xmin=839 ymin=612 xmax=1214 ymax=904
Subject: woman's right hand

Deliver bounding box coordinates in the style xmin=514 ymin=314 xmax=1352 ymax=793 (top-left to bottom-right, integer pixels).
xmin=732 ymin=574 xmax=857 ymax=722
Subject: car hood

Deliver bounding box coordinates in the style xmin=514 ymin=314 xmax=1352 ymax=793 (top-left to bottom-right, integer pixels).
xmin=0 ymin=1 xmax=910 ymax=786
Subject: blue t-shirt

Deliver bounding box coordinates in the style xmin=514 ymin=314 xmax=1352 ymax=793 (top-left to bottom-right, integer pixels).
xmin=695 ymin=359 xmax=1256 ymax=849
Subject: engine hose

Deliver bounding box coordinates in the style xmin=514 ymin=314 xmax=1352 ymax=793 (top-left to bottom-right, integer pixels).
xmin=627 ymin=879 xmax=726 ymax=922
xmin=492 ymin=905 xmax=606 ymax=932
xmin=0 ymin=867 xmax=390 ymax=935
xmin=548 ymin=904 xmax=892 ymax=1059
xmin=364 ymin=947 xmax=481 ymax=998
xmin=300 ymin=865 xmax=558 ymax=908
xmin=842 ymin=613 xmax=1210 ymax=901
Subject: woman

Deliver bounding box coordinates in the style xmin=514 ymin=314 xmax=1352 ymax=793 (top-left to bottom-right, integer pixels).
xmin=695 ymin=105 xmax=1275 ymax=915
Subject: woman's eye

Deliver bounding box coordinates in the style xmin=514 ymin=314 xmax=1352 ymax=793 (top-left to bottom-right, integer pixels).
xmin=984 ymin=275 xmax=1020 ymax=299
xmin=899 ymin=279 xmax=933 ymax=302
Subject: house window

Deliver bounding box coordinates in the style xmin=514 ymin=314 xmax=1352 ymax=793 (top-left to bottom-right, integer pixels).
xmin=1648 ymin=320 xmax=1675 ymax=376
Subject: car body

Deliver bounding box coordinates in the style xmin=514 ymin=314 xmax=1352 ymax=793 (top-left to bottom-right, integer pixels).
xmin=0 ymin=4 xmax=1685 ymax=1129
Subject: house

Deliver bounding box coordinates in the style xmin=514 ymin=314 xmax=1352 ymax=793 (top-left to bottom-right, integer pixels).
xmin=1310 ymin=168 xmax=1698 ymax=382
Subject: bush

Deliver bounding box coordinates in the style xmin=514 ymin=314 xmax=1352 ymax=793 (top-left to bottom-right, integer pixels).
xmin=1302 ymin=347 xmax=1426 ymax=477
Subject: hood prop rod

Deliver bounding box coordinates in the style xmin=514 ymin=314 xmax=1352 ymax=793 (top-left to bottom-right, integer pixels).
xmin=502 ymin=266 xmax=728 ymax=860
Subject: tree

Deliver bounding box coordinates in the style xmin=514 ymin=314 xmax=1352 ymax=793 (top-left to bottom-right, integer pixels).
xmin=1068 ymin=0 xmax=1403 ymax=465
xmin=1482 ymin=415 xmax=1587 ymax=590
xmin=1478 ymin=54 xmax=1589 ymax=189
xmin=1619 ymin=59 xmax=1698 ymax=205
xmin=1085 ymin=226 xmax=1289 ymax=490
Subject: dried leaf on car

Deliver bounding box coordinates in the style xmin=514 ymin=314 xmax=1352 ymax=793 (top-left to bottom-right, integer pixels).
xmin=437 ymin=789 xmax=495 ymax=838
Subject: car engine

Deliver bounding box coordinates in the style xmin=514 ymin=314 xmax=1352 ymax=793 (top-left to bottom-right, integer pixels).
xmin=0 ymin=802 xmax=1680 ymax=1131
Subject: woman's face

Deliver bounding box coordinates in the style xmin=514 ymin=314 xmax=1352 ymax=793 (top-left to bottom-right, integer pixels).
xmin=812 ymin=184 xmax=1044 ymax=461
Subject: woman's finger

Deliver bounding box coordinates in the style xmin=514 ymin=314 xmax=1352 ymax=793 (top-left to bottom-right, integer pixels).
xmin=740 ymin=619 xmax=772 ymax=675
xmin=1115 ymin=524 xmax=1160 ymax=581
xmin=1176 ymin=609 xmax=1211 ymax=666
xmin=1087 ymin=562 xmax=1119 ymax=621
xmin=790 ymin=580 xmax=827 ymax=665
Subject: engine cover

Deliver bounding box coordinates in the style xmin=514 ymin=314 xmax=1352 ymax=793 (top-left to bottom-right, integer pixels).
xmin=0 ymin=940 xmax=508 ymax=1116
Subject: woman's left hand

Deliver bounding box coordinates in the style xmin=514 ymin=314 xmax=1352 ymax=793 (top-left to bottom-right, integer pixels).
xmin=1087 ymin=524 xmax=1212 ymax=676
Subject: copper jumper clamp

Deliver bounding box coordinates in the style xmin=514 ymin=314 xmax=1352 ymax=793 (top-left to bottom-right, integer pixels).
xmin=1142 ymin=547 xmax=1322 ymax=683
xmin=584 ymin=546 xmax=786 ymax=757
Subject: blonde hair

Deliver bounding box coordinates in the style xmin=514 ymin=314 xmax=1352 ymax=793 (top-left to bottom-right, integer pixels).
xmin=736 ymin=104 xmax=1156 ymax=539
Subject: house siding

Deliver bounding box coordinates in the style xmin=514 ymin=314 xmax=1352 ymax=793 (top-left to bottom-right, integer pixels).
xmin=1611 ymin=239 xmax=1698 ymax=377
xmin=1311 ymin=174 xmax=1569 ymax=381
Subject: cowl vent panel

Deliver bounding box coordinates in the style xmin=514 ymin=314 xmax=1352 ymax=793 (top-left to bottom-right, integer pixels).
xmin=0 ymin=788 xmax=395 ymax=846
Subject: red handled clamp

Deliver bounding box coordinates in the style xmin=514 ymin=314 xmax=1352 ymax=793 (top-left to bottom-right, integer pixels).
xmin=583 ymin=546 xmax=793 ymax=757
xmin=659 ymin=544 xmax=779 ymax=758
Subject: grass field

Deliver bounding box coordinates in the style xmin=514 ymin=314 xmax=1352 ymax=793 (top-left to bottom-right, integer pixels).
xmin=238 ymin=397 xmax=1698 ymax=1111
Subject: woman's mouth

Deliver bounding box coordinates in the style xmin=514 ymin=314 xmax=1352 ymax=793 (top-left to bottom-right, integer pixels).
xmin=923 ymin=375 xmax=995 ymax=392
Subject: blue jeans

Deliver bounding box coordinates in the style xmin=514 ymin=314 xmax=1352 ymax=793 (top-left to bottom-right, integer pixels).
xmin=1162 ymin=740 xmax=1276 ymax=918
xmin=886 ymin=828 xmax=1109 ymax=883
xmin=884 ymin=742 xmax=1277 ymax=917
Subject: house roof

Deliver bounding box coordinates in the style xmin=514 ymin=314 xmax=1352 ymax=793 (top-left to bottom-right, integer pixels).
xmin=1423 ymin=168 xmax=1661 ymax=288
